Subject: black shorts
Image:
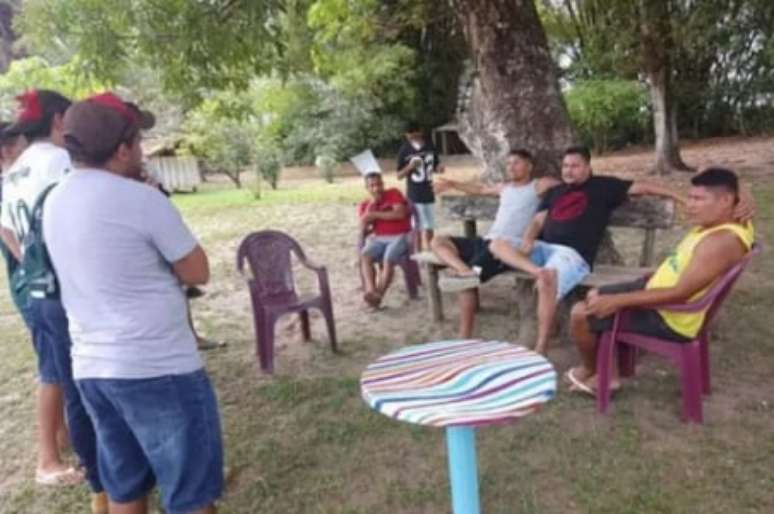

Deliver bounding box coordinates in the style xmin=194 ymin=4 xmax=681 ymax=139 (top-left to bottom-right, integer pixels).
xmin=450 ymin=236 xmax=513 ymax=283
xmin=587 ymin=278 xmax=691 ymax=343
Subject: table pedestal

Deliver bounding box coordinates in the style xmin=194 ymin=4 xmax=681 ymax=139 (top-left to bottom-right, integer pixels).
xmin=446 ymin=426 xmax=480 ymax=514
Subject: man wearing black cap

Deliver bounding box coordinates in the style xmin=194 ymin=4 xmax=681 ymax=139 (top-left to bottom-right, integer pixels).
xmin=0 ymin=90 xmax=104 ymax=507
xmin=44 ymin=92 xmax=223 ymax=514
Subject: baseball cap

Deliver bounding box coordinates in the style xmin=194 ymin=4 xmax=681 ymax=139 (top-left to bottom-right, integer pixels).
xmin=63 ymin=92 xmax=155 ymax=164
xmin=5 ymin=89 xmax=71 ymax=139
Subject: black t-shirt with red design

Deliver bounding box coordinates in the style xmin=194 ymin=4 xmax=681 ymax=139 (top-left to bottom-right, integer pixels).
xmin=538 ymin=176 xmax=633 ymax=267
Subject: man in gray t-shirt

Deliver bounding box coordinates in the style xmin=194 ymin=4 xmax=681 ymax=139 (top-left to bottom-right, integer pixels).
xmin=44 ymin=93 xmax=223 ymax=514
xmin=430 ymin=149 xmax=559 ymax=338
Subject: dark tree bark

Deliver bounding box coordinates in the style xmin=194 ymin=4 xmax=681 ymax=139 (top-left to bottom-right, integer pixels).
xmin=452 ymin=0 xmax=578 ymax=181
xmin=638 ymin=0 xmax=693 ymax=174
xmin=0 ymin=2 xmax=18 ymax=73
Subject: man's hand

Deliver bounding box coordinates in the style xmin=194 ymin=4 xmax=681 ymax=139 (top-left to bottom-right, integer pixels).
xmin=584 ymin=294 xmax=622 ymax=318
xmin=734 ymin=186 xmax=756 ymax=222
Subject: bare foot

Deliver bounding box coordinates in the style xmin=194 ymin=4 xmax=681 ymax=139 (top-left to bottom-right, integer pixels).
xmin=448 ymin=268 xmax=477 ymax=278
xmin=363 ymin=291 xmax=382 ymax=308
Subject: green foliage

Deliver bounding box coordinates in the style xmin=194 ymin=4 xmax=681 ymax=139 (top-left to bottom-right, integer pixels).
xmin=18 ymin=0 xmax=284 ymax=104
xmin=255 ymin=143 xmax=282 ymax=191
xmin=565 ymin=80 xmax=648 ymax=152
xmin=251 ymin=76 xmax=403 ymax=166
xmin=182 ymin=92 xmax=259 ymax=189
xmin=543 ymin=0 xmax=774 ymax=139
xmin=0 ymin=56 xmax=107 ymax=118
xmin=314 ymin=154 xmax=336 ymax=183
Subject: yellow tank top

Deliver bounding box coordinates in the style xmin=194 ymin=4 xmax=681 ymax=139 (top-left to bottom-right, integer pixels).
xmin=646 ymin=222 xmax=755 ymax=338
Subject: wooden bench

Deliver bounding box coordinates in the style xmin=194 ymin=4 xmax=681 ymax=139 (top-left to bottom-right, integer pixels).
xmin=413 ymin=194 xmax=675 ymax=342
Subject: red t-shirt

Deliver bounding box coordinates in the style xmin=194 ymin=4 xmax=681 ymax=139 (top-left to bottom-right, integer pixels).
xmin=358 ymin=188 xmax=411 ymax=236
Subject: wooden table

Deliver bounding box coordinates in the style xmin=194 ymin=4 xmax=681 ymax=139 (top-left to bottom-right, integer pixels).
xmin=361 ymin=339 xmax=557 ymax=514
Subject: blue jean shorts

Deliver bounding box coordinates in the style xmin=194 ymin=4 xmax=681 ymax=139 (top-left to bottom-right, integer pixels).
xmin=362 ymin=235 xmax=409 ymax=264
xmin=527 ymin=240 xmax=590 ymax=299
xmin=27 ymin=297 xmax=68 ymax=384
xmin=413 ymin=202 xmax=435 ymax=230
xmin=77 ymin=369 xmax=224 ymax=513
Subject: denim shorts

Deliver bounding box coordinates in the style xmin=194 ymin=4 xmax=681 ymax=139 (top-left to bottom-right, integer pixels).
xmin=413 ymin=202 xmax=435 ymax=230
xmin=27 ymin=297 xmax=68 ymax=384
xmin=77 ymin=369 xmax=224 ymax=513
xmin=527 ymin=240 xmax=590 ymax=299
xmin=362 ymin=235 xmax=409 ymax=264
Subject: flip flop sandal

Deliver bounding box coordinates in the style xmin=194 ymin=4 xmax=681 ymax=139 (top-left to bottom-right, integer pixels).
xmin=565 ymin=369 xmax=596 ymax=397
xmin=35 ymin=466 xmax=84 ymax=486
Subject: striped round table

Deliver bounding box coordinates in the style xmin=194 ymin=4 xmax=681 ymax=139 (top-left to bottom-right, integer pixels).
xmin=361 ymin=339 xmax=556 ymax=514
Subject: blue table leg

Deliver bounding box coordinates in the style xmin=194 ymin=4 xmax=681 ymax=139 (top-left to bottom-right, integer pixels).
xmin=445 ymin=426 xmax=480 ymax=514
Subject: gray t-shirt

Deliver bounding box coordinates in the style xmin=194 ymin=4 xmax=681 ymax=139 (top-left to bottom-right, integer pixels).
xmin=43 ymin=169 xmax=202 ymax=380
xmin=485 ymin=180 xmax=540 ymax=243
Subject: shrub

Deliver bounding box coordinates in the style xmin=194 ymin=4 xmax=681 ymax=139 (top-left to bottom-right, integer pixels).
xmin=256 ymin=147 xmax=282 ymax=190
xmin=565 ymin=79 xmax=648 ymax=152
xmin=314 ymin=155 xmax=336 ymax=183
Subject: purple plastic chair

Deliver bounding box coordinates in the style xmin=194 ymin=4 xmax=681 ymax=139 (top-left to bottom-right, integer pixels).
xmin=596 ymin=244 xmax=759 ymax=423
xmin=357 ymin=203 xmax=421 ymax=299
xmin=237 ymin=230 xmax=337 ymax=373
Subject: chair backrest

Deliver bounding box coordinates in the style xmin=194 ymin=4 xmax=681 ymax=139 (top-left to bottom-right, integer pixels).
xmin=237 ymin=230 xmax=305 ymax=298
xmin=696 ymin=243 xmax=761 ymax=335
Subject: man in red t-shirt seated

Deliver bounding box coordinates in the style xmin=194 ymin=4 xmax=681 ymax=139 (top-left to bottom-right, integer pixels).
xmin=358 ymin=172 xmax=412 ymax=308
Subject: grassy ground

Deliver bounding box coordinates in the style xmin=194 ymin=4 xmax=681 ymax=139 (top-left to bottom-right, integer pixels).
xmin=0 ymin=143 xmax=773 ymax=513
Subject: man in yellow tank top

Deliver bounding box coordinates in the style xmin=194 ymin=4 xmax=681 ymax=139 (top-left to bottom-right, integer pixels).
xmin=565 ymin=167 xmax=754 ymax=394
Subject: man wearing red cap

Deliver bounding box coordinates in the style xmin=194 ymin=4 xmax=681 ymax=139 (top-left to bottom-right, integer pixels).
xmin=0 ymin=90 xmax=104 ymax=509
xmin=44 ymin=92 xmax=223 ymax=514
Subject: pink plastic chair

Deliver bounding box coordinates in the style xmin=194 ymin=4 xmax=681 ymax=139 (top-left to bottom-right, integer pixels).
xmin=237 ymin=230 xmax=337 ymax=373
xmin=357 ymin=203 xmax=421 ymax=299
xmin=596 ymin=244 xmax=760 ymax=423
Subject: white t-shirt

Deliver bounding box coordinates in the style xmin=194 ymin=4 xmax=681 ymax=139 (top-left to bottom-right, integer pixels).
xmin=485 ymin=180 xmax=540 ymax=243
xmin=1 ymin=141 xmax=71 ymax=243
xmin=43 ymin=168 xmax=203 ymax=380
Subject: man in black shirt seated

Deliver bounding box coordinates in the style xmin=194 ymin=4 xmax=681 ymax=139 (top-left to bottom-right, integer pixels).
xmin=489 ymin=146 xmax=685 ymax=355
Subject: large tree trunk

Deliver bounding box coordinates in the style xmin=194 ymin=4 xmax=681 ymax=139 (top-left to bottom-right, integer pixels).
xmin=452 ymin=0 xmax=578 ymax=181
xmin=639 ymin=0 xmax=692 ymax=174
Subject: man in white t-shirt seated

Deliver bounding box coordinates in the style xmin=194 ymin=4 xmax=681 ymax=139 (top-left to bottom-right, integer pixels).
xmin=430 ymin=149 xmax=559 ymax=338
xmin=44 ymin=92 xmax=223 ymax=514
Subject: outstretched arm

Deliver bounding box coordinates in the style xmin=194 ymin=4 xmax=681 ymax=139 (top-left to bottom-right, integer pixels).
xmin=628 ymin=180 xmax=686 ymax=205
xmin=434 ymin=177 xmax=500 ymax=196
xmin=535 ymin=177 xmax=561 ymax=196
xmin=585 ymin=231 xmax=746 ymax=317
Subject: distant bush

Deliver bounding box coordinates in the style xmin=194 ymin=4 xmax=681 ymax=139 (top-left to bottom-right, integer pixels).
xmin=565 ymin=79 xmax=648 ymax=152
xmin=256 ymin=145 xmax=282 ymax=191
xmin=251 ymin=76 xmax=404 ymax=166
xmin=181 ymin=93 xmax=257 ymax=189
xmin=314 ymin=155 xmax=336 ymax=183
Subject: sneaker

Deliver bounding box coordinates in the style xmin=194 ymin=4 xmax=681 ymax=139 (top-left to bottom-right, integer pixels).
xmin=439 ymin=273 xmax=481 ymax=292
